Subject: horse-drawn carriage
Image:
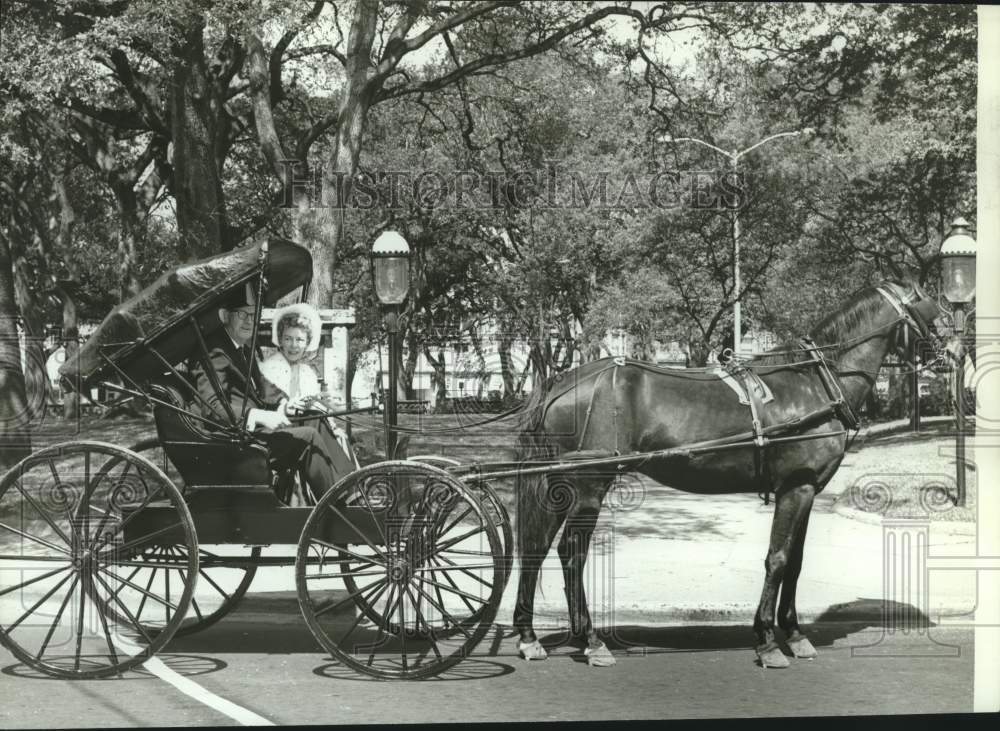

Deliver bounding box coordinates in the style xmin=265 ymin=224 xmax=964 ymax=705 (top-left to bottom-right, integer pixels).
xmin=0 ymin=238 xmax=511 ymax=680
xmin=1 ymin=234 xmax=951 ymax=678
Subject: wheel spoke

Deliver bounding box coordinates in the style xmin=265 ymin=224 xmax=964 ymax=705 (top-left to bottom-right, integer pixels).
xmin=312 ymin=577 xmax=386 ymax=618
xmin=0 ymin=563 xmax=73 ymax=597
xmin=91 ymin=570 xmax=154 ymax=645
xmin=324 ymin=504 xmax=387 ymax=562
xmin=0 ymin=521 xmax=72 ymax=556
xmin=366 ymin=581 xmax=401 ymax=668
xmin=425 ymin=558 xmax=483 ymax=612
xmin=73 ymin=573 xmax=86 ymax=670
xmin=96 ymin=565 xmax=181 ymax=613
xmin=407 ymin=580 xmax=474 ymax=641
xmin=427 ymin=555 xmax=495 ymax=587
xmin=86 ymin=571 xmax=120 ymax=672
xmin=96 ymin=521 xmax=184 ymax=560
xmin=404 ymin=583 xmax=443 ymax=661
xmin=356 ymin=485 xmax=391 ymax=549
xmin=5 ymin=570 xmax=75 ymax=633
xmin=35 ymin=573 xmax=80 ymax=660
xmin=307 ymin=568 xmax=388 ymax=580
xmin=437 ymin=504 xmax=474 ymax=540
xmin=10 ymin=478 xmax=73 ymax=548
xmin=336 ymin=581 xmax=390 ymax=649
xmin=425 ymin=525 xmax=485 ymax=557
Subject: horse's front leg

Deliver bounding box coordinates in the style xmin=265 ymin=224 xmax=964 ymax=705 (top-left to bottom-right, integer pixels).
xmin=753 ymin=482 xmax=816 ymax=668
xmin=777 ymin=494 xmax=818 ymax=659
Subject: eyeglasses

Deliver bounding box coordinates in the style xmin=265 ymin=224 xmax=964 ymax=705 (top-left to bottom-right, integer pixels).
xmin=229 ymin=309 xmax=255 ymax=322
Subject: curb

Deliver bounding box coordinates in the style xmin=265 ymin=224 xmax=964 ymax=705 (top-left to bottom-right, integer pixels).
xmin=831 ymin=497 xmax=977 ymax=535
xmin=507 ymin=601 xmax=977 ymax=626
xmin=855 ymin=416 xmax=954 ymax=444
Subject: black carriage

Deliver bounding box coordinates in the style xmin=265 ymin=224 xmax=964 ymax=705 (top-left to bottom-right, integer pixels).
xmin=0 ymin=238 xmax=511 ymax=680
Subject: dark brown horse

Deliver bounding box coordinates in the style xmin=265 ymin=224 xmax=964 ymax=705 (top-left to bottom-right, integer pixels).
xmin=513 ymin=280 xmax=945 ymax=668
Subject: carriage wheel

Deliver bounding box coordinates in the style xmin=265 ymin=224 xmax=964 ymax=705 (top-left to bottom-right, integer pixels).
xmin=296 ymin=461 xmax=504 ymax=680
xmin=92 ymin=544 xmax=260 ymax=638
xmin=406 ymin=456 xmax=512 ymax=584
xmin=123 ymin=439 xmax=257 ymax=635
xmin=343 ymin=460 xmax=513 ymax=636
xmin=0 ymin=441 xmax=196 ymax=678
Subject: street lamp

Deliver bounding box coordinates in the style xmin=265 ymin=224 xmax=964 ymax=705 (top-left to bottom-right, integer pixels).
xmin=660 ymin=128 xmax=814 ymax=356
xmin=371 ymin=231 xmax=412 ymax=459
xmin=940 ymin=217 xmax=976 ymax=506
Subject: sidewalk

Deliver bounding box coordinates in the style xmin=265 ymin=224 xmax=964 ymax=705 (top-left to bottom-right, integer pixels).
xmin=498 ymin=484 xmax=976 ymax=627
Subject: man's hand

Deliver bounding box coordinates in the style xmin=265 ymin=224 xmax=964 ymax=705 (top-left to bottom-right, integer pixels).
xmin=284 ymin=395 xmax=314 ymax=415
xmin=248 ymin=407 xmax=291 ymax=431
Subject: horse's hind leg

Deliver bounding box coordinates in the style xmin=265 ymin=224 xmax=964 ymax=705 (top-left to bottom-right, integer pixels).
xmin=753 ymin=482 xmax=816 ymax=668
xmin=778 ymin=501 xmax=818 ymax=659
xmin=556 ymin=474 xmax=616 ymax=667
xmin=514 ymin=475 xmax=569 ymax=661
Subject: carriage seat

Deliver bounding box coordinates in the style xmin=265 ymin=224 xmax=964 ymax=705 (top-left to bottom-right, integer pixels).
xmin=149 ymin=373 xmax=271 ymax=489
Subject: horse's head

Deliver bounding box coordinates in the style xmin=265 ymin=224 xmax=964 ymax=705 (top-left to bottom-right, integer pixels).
xmin=877 ymin=279 xmax=950 ymax=364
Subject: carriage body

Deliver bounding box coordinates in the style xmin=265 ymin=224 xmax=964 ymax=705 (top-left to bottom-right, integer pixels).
xmin=0 ymin=238 xmax=510 ymax=681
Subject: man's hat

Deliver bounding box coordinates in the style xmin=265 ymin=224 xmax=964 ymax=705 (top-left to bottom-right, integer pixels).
xmin=219 ymin=282 xmax=257 ymax=310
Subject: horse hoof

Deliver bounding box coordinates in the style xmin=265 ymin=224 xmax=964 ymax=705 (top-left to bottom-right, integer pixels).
xmin=756 ymin=643 xmax=790 ymax=669
xmin=518 ymin=640 xmax=548 ymax=661
xmin=584 ymin=644 xmax=617 ymax=667
xmin=787 ymin=634 xmax=818 ymax=659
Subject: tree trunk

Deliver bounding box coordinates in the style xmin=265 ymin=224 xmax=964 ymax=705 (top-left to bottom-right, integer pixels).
xmin=687 ymin=338 xmax=710 ymax=367
xmin=401 ymin=328 xmax=418 ymax=399
xmin=0 ymin=234 xmax=31 ymax=469
xmin=111 ymin=181 xmax=142 ymax=298
xmin=423 ymin=346 xmax=447 ymax=412
xmin=57 ymin=286 xmax=80 ymax=420
xmin=170 ymin=22 xmax=231 ymax=257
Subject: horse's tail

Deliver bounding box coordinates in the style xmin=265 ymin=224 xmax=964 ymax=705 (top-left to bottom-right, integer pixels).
xmin=515 ymin=375 xmax=557 ymax=563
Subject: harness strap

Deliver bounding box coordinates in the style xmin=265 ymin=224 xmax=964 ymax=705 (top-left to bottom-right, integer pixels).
xmin=720 ymin=353 xmax=772 ymax=503
xmin=575 ymin=358 xmax=625 ymax=454
xmin=800 ymin=336 xmax=860 ymax=431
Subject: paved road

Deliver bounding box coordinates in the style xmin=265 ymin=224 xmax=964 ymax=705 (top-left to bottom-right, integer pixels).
xmin=0 ymin=593 xmax=973 ymax=727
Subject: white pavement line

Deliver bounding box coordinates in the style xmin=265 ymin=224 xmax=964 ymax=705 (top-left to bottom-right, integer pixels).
xmin=114 ymin=638 xmax=275 ymax=726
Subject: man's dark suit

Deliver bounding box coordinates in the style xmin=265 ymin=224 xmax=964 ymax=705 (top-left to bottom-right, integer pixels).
xmin=191 ymin=328 xmax=353 ymax=499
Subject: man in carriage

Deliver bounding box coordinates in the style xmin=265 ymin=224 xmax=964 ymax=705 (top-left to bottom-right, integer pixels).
xmin=193 ymin=284 xmax=355 ymax=501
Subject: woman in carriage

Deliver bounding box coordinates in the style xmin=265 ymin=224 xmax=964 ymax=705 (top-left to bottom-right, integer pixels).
xmin=259 ymin=303 xmax=357 ymax=468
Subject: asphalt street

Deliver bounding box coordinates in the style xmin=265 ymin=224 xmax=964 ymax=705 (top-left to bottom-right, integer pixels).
xmin=0 ymin=591 xmax=974 ymax=727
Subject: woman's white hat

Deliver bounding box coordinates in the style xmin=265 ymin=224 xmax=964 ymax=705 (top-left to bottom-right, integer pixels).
xmin=272 ymin=302 xmax=322 ymax=351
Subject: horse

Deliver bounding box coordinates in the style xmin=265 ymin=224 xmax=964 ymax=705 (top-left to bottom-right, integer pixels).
xmin=513 ymin=280 xmax=946 ymax=668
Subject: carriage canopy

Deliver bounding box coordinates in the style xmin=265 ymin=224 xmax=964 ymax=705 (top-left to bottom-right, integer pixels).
xmin=59 ymin=237 xmax=312 ymax=391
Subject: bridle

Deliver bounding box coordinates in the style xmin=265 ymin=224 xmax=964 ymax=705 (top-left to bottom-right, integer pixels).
xmin=875 ymin=285 xmax=927 ymax=338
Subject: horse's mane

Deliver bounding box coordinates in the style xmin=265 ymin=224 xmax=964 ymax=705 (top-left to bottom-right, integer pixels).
xmin=752 ymin=285 xmax=889 ymax=366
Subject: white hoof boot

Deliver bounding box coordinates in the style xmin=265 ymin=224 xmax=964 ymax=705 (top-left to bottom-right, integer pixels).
xmin=584 ymin=644 xmax=617 ymax=667
xmin=787 ymin=633 xmax=818 ymax=659
xmin=518 ymin=640 xmax=548 ymax=661
xmin=756 ymin=643 xmax=790 ymax=669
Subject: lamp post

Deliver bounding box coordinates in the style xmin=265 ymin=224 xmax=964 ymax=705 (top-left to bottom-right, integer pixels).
xmin=661 ymin=129 xmax=813 ymax=356
xmin=371 ymin=231 xmax=412 ymax=460
xmin=939 ymin=217 xmax=976 ymax=506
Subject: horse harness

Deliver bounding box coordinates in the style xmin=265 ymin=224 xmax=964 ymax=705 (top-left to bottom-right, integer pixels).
xmin=566 ymin=285 xmax=928 ymax=502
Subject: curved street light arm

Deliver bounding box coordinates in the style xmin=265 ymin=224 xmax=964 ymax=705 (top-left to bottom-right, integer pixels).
xmin=662 ymin=136 xmax=733 ymax=160
xmin=735 ymin=129 xmax=809 ymax=160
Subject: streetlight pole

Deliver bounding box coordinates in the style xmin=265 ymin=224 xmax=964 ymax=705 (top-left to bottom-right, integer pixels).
xmin=939 ymin=217 xmax=976 ymax=507
xmin=371 ymin=231 xmax=412 ymax=461
xmin=661 ymin=129 xmax=813 ymax=357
